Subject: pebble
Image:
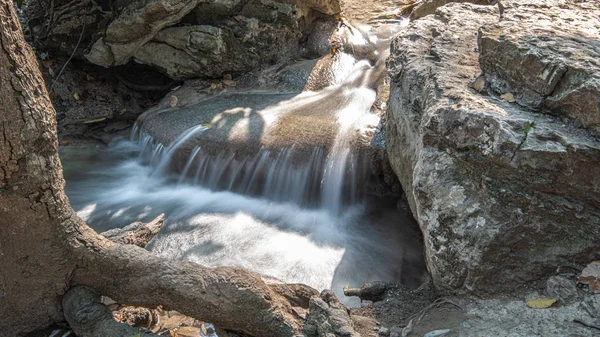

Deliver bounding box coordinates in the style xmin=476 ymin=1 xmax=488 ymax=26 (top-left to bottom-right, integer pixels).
xmin=424 ymin=329 xmax=452 ymax=337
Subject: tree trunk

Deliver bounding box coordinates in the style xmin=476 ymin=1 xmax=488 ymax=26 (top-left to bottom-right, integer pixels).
xmin=0 ymin=1 xmax=312 ymax=336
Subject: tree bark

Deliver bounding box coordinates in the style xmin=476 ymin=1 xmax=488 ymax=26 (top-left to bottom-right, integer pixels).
xmin=0 ymin=1 xmax=311 ymax=336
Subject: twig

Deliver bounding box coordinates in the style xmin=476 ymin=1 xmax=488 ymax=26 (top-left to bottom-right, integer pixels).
xmin=574 ymin=319 xmax=600 ymax=331
xmin=413 ymin=298 xmax=465 ymax=323
xmin=49 ymin=3 xmax=88 ymax=93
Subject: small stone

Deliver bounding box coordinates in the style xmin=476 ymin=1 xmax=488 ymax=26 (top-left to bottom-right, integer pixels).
xmin=424 ymin=329 xmax=451 ymax=337
xmin=222 ymin=79 xmax=237 ymax=87
xmin=500 ymin=92 xmax=516 ymax=103
xmin=461 ymin=321 xmax=471 ymax=329
xmin=378 ymin=327 xmax=390 ymax=336
xmin=546 ymin=275 xmax=581 ymax=303
xmin=223 ymin=74 xmax=233 ymax=80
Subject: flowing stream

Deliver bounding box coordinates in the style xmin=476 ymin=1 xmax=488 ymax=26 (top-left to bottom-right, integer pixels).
xmin=60 ymin=21 xmax=425 ymax=306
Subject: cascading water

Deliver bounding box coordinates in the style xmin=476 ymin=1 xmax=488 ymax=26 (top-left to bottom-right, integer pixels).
xmin=61 ymin=20 xmax=425 ymax=306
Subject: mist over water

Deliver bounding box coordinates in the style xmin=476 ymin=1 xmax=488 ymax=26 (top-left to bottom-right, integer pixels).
xmin=60 ymin=21 xmax=425 ymax=306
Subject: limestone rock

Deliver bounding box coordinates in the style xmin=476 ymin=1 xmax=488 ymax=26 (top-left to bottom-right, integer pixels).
xmin=303 ymin=290 xmax=360 ymax=337
xmin=478 ymin=0 xmax=600 ymax=134
xmin=409 ymin=0 xmax=494 ymax=20
xmin=385 ymin=1 xmax=600 ymax=294
xmin=133 ymin=25 xmax=253 ymax=80
xmin=299 ymin=0 xmax=342 ymax=15
xmin=103 ymin=0 xmax=205 ymax=66
xmin=545 ymin=276 xmax=581 ymax=305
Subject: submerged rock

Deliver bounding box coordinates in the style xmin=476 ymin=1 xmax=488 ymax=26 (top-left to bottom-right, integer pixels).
xmin=385 ymin=0 xmax=600 ymax=294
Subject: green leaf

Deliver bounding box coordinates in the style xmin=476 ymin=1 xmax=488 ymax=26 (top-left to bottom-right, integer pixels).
xmin=15 ymin=0 xmax=23 ymax=8
xmin=524 ymin=121 xmax=533 ymax=135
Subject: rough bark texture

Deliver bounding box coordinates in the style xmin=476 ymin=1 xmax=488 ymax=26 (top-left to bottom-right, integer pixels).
xmin=0 ymin=0 xmax=75 ymax=332
xmin=100 ymin=213 xmax=165 ymax=247
xmin=0 ymin=1 xmax=310 ymax=335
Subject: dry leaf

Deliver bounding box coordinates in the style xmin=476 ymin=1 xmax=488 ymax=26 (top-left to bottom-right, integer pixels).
xmin=170 ymin=95 xmax=178 ymax=108
xmin=234 ymin=15 xmax=245 ymax=21
xmin=120 ymin=108 xmax=128 ymax=115
xmin=526 ymin=297 xmax=557 ymax=309
xmin=86 ymin=73 xmax=95 ymax=82
xmin=500 ymin=92 xmax=516 ymax=103
xmin=42 ymin=59 xmax=53 ymax=68
xmin=222 ymin=79 xmax=236 ymax=87
xmin=223 ymin=74 xmax=232 ymax=81
xmin=579 ymin=260 xmax=600 ymax=293
xmin=471 ymin=76 xmax=485 ymax=92
xmin=59 ymin=140 xmax=70 ymax=146
xmin=210 ymin=82 xmax=224 ymax=90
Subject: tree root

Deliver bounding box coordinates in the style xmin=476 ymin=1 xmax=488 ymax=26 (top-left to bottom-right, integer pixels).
xmin=100 ymin=214 xmax=165 ymax=248
xmin=65 ymin=217 xmax=313 ymax=337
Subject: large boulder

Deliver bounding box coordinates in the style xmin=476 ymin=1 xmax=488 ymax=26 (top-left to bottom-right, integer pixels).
xmin=385 ymin=1 xmax=600 ymax=294
xmin=86 ymin=0 xmax=206 ymax=67
xmin=83 ymin=0 xmax=330 ymax=80
xmin=133 ymin=25 xmax=253 ymax=80
xmin=478 ymin=0 xmax=600 ymax=135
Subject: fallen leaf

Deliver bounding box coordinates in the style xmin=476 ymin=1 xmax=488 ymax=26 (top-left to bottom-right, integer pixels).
xmin=471 ymin=76 xmax=485 ymax=92
xmin=524 ymin=121 xmax=533 ymax=135
xmin=234 ymin=15 xmax=245 ymax=22
xmin=222 ymin=79 xmax=236 ymax=87
xmin=170 ymin=95 xmax=178 ymax=108
xmin=42 ymin=59 xmax=53 ymax=68
xmin=579 ymin=260 xmax=600 ymax=293
xmin=526 ymin=297 xmax=557 ymax=309
xmin=201 ymin=122 xmax=212 ymax=128
xmin=86 ymin=73 xmax=95 ymax=82
xmin=83 ymin=117 xmax=107 ymax=124
xmin=120 ymin=108 xmax=127 ymax=114
xmin=59 ymin=140 xmax=69 ymax=146
xmin=500 ymin=92 xmax=516 ymax=103
xmin=210 ymin=82 xmax=224 ymax=90
xmin=73 ymin=92 xmax=81 ymax=101
xmin=223 ymin=74 xmax=232 ymax=81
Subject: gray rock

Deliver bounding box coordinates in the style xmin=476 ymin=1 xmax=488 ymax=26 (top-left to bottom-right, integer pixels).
xmin=546 ymin=276 xmax=581 ymax=304
xmin=82 ymin=0 xmax=342 ymax=80
xmin=100 ymin=0 xmax=206 ymax=66
xmin=298 ymin=0 xmax=342 ymax=15
xmin=409 ymin=0 xmax=493 ymax=20
xmin=133 ymin=25 xmax=253 ymax=80
xmin=478 ymin=1 xmax=600 ymax=135
xmin=378 ymin=327 xmax=390 ymax=336
xmin=303 ymin=290 xmax=360 ymax=337
xmin=385 ymin=1 xmax=600 ymax=294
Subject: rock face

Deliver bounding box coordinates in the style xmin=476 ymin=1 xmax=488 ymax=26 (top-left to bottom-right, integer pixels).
xmin=386 ymin=0 xmax=600 ymax=294
xmin=83 ymin=0 xmax=305 ymax=79
xmin=25 ymin=0 xmax=343 ymax=81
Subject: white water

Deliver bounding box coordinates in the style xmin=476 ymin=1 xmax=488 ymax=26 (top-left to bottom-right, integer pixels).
xmin=60 ymin=21 xmax=425 ymax=305
xmin=62 ymin=141 xmax=424 ymax=305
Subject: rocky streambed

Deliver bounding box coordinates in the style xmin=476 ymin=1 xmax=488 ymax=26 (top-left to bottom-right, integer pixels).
xmin=40 ymin=0 xmax=600 ymax=335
